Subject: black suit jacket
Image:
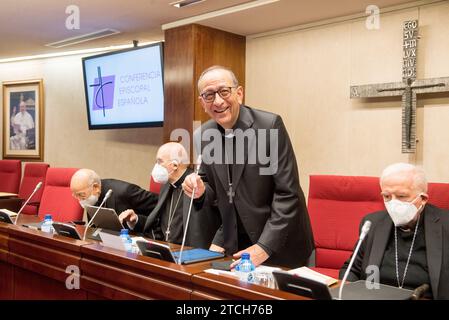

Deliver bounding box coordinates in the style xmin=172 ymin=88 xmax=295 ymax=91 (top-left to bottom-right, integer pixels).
xmin=340 ymin=204 xmax=449 ymax=300
xmin=133 ymin=168 xmax=221 ymax=249
xmin=96 ymin=179 xmax=158 ymax=219
xmin=194 ymin=105 xmax=314 ymax=268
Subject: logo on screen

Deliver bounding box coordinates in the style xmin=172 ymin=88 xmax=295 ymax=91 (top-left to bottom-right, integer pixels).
xmin=89 ymin=66 xmax=115 ymax=117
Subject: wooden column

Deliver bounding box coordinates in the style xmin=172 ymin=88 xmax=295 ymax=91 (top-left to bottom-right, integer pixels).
xmin=163 ymin=24 xmax=246 ymax=142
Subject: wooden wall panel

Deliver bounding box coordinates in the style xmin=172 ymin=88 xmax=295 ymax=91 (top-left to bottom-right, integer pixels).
xmin=163 ymin=24 xmax=246 ymax=144
xmin=163 ymin=25 xmax=195 ymax=143
xmin=193 ymin=24 xmax=246 ymax=123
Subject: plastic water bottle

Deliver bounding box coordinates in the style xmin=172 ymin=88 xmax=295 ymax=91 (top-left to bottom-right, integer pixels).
xmin=120 ymin=229 xmax=132 ymax=252
xmin=41 ymin=214 xmax=54 ymax=233
xmin=235 ymin=252 xmax=256 ymax=283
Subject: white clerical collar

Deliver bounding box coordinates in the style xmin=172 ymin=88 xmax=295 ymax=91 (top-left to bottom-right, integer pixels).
xmin=224 ymin=129 xmax=235 ymax=138
xmin=169 ymin=168 xmax=187 ymax=188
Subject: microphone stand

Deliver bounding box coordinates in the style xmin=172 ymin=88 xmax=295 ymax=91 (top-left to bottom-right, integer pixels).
xmin=338 ymin=220 xmax=371 ymax=300
xmin=14 ymin=182 xmax=43 ymax=225
xmin=82 ymin=190 xmax=112 ymax=241
xmin=177 ymin=156 xmax=202 ymax=265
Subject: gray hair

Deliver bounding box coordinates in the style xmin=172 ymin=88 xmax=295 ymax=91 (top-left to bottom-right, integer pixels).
xmin=159 ymin=142 xmax=190 ymax=165
xmin=87 ymin=169 xmax=101 ymax=186
xmin=197 ymin=65 xmax=239 ymax=94
xmin=74 ymin=168 xmax=101 ymax=187
xmin=380 ymin=162 xmax=428 ymax=193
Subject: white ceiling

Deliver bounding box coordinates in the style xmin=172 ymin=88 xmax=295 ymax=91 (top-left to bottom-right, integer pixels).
xmin=0 ymin=0 xmax=419 ymax=60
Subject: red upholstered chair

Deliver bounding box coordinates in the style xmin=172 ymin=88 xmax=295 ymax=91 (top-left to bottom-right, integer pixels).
xmin=149 ymin=176 xmax=161 ymax=195
xmin=0 ymin=159 xmax=22 ymax=193
xmin=428 ymin=182 xmax=449 ymax=210
xmin=17 ymin=163 xmax=49 ymax=215
xmin=38 ymin=168 xmax=83 ymax=222
xmin=308 ymin=175 xmax=385 ymax=278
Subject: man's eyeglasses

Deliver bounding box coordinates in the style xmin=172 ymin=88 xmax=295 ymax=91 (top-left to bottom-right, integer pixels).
xmin=200 ymin=87 xmax=235 ymax=103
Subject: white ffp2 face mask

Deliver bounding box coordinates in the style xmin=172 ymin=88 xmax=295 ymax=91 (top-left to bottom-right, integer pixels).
xmin=79 ymin=194 xmax=99 ymax=209
xmin=152 ymin=163 xmax=170 ymax=184
xmin=384 ymin=194 xmax=423 ymax=227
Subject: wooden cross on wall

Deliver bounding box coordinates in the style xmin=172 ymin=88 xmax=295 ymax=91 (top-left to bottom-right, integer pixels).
xmin=350 ymin=20 xmax=449 ymax=153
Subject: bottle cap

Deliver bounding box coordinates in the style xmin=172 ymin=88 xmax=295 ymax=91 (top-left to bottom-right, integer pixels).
xmin=44 ymin=214 xmax=52 ymax=220
xmin=120 ymin=228 xmax=128 ymax=235
xmin=241 ymin=252 xmax=250 ymax=260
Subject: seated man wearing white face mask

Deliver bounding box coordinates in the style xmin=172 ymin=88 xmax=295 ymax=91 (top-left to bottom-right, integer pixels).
xmin=339 ymin=163 xmax=449 ymax=299
xmin=70 ymin=169 xmax=158 ymax=227
xmin=119 ymin=142 xmax=221 ymax=248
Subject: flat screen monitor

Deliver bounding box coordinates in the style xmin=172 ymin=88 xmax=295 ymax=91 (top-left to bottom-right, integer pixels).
xmin=82 ymin=42 xmax=164 ymax=129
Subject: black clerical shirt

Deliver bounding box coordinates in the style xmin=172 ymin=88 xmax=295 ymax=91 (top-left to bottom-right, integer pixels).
xmin=219 ymin=124 xmax=272 ymax=255
xmin=379 ymin=214 xmax=432 ymax=297
xmin=158 ymin=170 xmax=189 ymax=244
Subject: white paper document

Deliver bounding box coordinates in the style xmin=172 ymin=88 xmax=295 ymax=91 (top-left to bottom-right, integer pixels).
xmin=287 ymin=266 xmax=338 ymax=286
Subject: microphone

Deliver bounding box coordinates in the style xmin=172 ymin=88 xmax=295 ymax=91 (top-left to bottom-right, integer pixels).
xmin=14 ymin=181 xmax=43 ymax=225
xmin=177 ymin=155 xmax=202 ymax=264
xmin=194 ymin=155 xmax=202 ymax=174
xmin=82 ymin=189 xmax=113 ymax=240
xmin=359 ymin=220 xmax=371 ymax=241
xmin=411 ymin=284 xmax=429 ymax=300
xmin=338 ymin=220 xmax=372 ymax=300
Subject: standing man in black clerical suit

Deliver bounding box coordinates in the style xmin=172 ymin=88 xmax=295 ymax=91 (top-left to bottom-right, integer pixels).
xmin=119 ymin=142 xmax=221 ymax=249
xmin=70 ymin=168 xmax=158 ymax=225
xmin=182 ymin=66 xmax=314 ymax=268
xmin=340 ymin=163 xmax=449 ymax=300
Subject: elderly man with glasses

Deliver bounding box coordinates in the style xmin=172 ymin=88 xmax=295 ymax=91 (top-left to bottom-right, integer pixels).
xmin=182 ymin=65 xmax=314 ymax=269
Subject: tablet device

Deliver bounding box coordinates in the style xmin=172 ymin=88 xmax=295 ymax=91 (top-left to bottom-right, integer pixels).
xmin=172 ymin=248 xmax=224 ymax=264
xmin=52 ymin=222 xmax=82 ymax=240
xmin=136 ymin=241 xmax=225 ymax=264
xmin=85 ymin=206 xmax=124 ymax=231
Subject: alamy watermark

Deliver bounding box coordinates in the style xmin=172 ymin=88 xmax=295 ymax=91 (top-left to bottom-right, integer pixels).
xmin=366 ymin=5 xmax=380 ymax=30
xmin=66 ymin=5 xmax=80 ymax=30
xmin=170 ymin=122 xmax=280 ymax=176
xmin=65 ymin=265 xmax=80 ymax=290
xmin=365 ymin=265 xmax=380 ymax=289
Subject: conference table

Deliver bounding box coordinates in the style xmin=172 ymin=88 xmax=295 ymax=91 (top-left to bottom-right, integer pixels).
xmin=0 ymin=215 xmax=305 ymax=300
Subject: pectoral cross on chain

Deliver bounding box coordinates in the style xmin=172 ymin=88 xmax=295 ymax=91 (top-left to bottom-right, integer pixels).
xmin=227 ymin=183 xmax=235 ymax=203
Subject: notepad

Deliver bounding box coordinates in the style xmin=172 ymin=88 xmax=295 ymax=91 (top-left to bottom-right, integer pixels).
xmin=288 ymin=266 xmax=338 ymax=287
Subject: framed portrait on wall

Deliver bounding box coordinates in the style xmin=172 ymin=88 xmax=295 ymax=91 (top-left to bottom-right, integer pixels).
xmin=2 ymin=79 xmax=44 ymax=160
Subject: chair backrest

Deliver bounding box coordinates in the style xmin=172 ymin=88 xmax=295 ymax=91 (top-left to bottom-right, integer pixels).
xmin=0 ymin=160 xmax=22 ymax=193
xmin=427 ymin=182 xmax=449 ymax=210
xmin=308 ymin=175 xmax=385 ymax=270
xmin=18 ymin=163 xmax=49 ymax=215
xmin=38 ymin=168 xmax=83 ymax=222
xmin=149 ymin=176 xmax=161 ymax=195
